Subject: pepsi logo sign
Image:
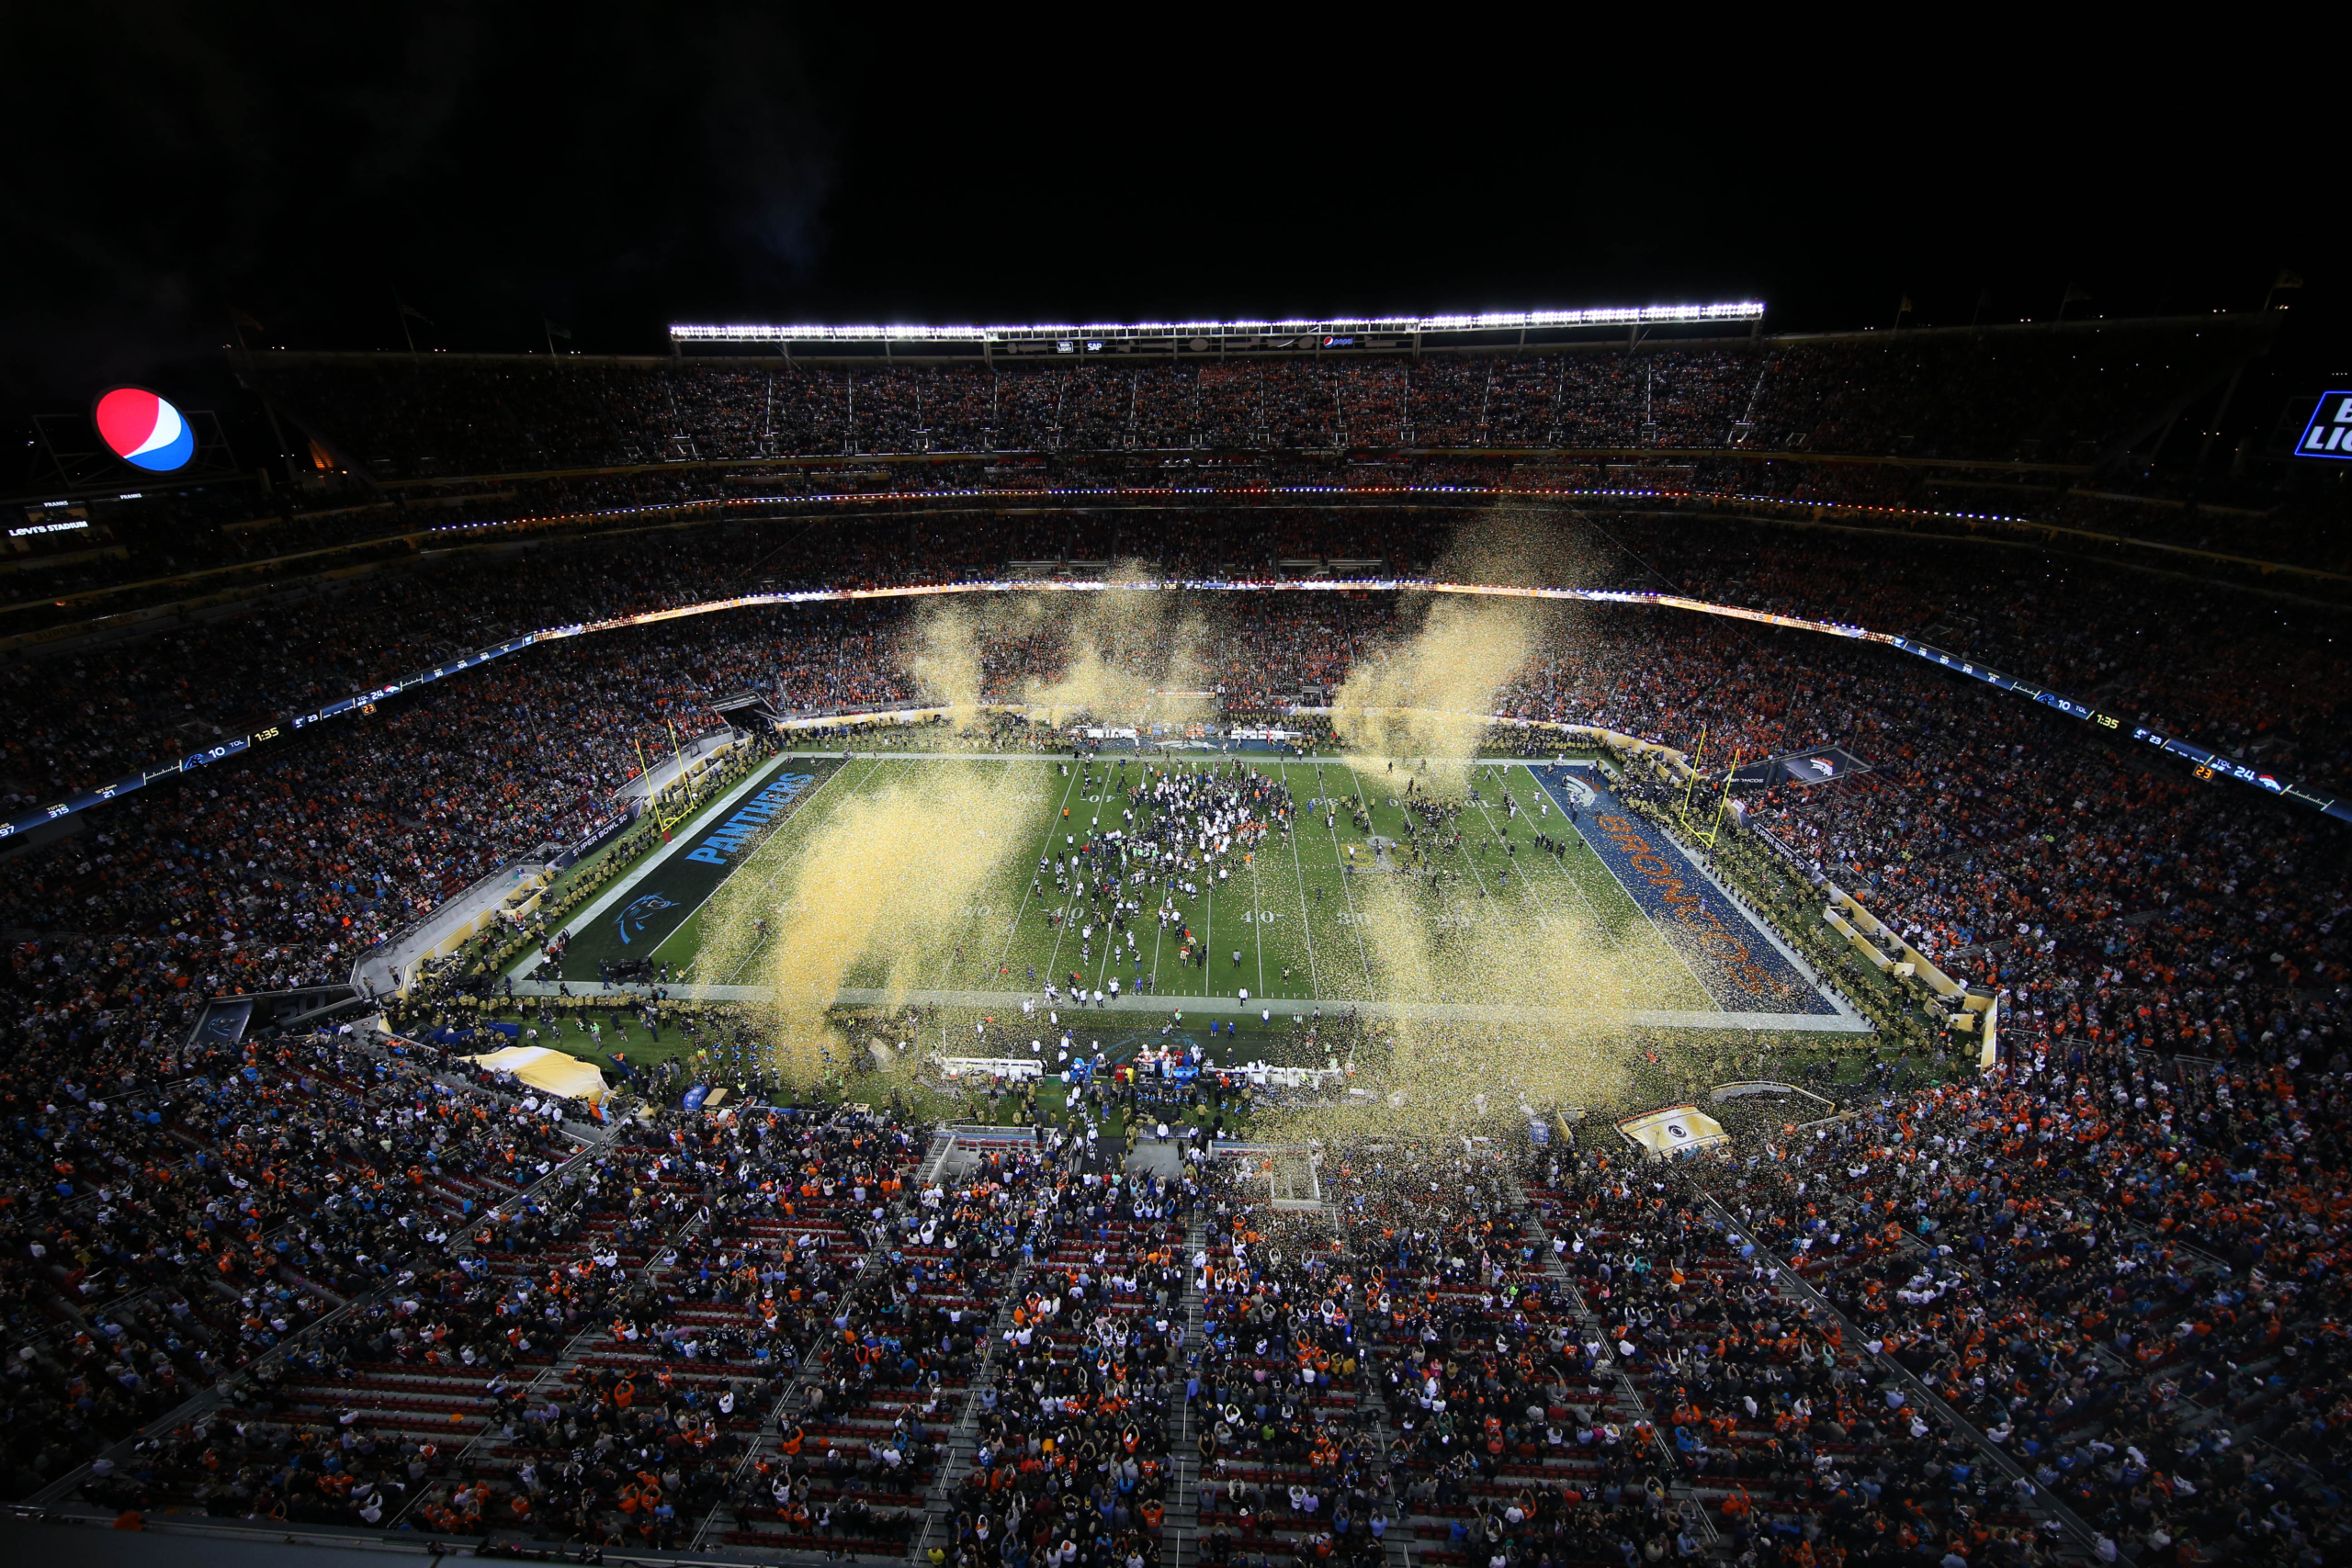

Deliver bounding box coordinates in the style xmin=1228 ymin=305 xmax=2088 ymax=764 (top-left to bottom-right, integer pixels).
xmin=93 ymin=387 xmax=195 ymax=472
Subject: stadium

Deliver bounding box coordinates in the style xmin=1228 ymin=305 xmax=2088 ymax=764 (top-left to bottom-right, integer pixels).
xmin=5 ymin=298 xmax=2347 ymax=1568
xmin=2 ymin=30 xmax=2347 ymax=1567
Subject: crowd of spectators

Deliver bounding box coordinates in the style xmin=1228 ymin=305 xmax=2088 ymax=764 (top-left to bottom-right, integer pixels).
xmin=18 ymin=496 xmax=2346 ymax=813
xmin=1665 ymin=1037 xmax=2352 ymax=1568
xmin=11 ymin=980 xmax=2348 ymax=1565
xmin=1176 ymin=1028 xmax=2352 ymax=1568
xmin=5 ymin=480 xmax=2351 ymax=1564
xmin=0 ymin=851 xmax=2345 ymax=1568
xmin=0 ymin=1025 xmax=579 ymax=1503
xmin=0 ymin=983 xmax=1221 ymax=1562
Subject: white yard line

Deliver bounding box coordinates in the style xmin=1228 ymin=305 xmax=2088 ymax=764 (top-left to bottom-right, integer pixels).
xmin=922 ymin=758 xmax=1031 ymax=990
xmin=1464 ymin=771 xmax=1610 ymax=935
xmin=1248 ymin=839 xmax=1267 ymax=1002
xmin=1202 ymin=845 xmax=1216 ymax=997
xmin=1148 ymin=891 xmax=1168 ymax=995
xmin=1418 ymin=767 xmax=1506 ymax=909
xmin=1036 ymin=762 xmax=1092 ymax=989
xmin=1502 ymin=764 xmax=1639 ymax=939
xmin=994 ymin=760 xmax=1085 ymax=984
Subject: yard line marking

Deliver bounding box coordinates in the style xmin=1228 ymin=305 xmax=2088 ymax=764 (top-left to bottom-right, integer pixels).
xmin=1392 ymin=761 xmax=1508 ymax=913
xmin=925 ymin=757 xmax=1032 ymax=990
xmin=990 ymin=758 xmax=1077 ymax=974
xmin=1248 ymin=823 xmax=1267 ymax=1004
xmin=1202 ymin=834 xmax=1216 ymax=1000
xmin=1500 ymin=764 xmax=1638 ymax=935
xmin=1148 ymin=867 xmax=1168 ymax=997
xmin=1034 ymin=759 xmax=1091 ymax=992
xmin=1276 ymin=761 xmax=1320 ymax=1001
xmin=1459 ymin=763 xmax=1716 ymax=1008
xmin=1462 ymin=767 xmax=1611 ymax=935
xmin=1321 ymin=763 xmax=1377 ymax=991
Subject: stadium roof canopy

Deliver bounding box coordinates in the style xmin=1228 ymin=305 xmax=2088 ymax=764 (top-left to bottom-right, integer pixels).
xmin=668 ymin=301 xmax=1767 ymax=353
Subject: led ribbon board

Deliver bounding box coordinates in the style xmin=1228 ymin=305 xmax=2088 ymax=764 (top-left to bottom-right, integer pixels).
xmin=6 ymin=575 xmax=2342 ymax=842
xmin=668 ymin=302 xmax=1767 ymax=344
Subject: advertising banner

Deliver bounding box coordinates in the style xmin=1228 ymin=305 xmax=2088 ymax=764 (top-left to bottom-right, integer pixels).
xmin=188 ymin=997 xmax=254 ymax=1048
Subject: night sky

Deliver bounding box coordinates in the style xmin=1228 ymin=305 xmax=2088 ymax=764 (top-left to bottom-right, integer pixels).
xmin=3 ymin=6 xmax=2334 ymax=439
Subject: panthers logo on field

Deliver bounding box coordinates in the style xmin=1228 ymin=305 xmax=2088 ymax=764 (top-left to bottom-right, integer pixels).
xmin=615 ymin=892 xmax=677 ymax=945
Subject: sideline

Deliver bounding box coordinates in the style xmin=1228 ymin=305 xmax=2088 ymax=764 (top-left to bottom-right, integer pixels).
xmin=498 ymin=974 xmax=1870 ymax=1032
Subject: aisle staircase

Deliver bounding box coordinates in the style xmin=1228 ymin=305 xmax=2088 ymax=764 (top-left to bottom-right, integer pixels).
xmin=1160 ymin=1213 xmax=1209 ymax=1568
xmin=1504 ymin=1173 xmax=1719 ymax=1553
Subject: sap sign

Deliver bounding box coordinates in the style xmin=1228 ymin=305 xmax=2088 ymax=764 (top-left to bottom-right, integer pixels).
xmin=2294 ymin=390 xmax=2352 ymax=461
xmin=94 ymin=387 xmax=196 ymax=472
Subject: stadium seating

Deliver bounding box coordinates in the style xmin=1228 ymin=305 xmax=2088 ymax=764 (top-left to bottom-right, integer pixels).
xmin=243 ymin=326 xmax=2250 ymax=477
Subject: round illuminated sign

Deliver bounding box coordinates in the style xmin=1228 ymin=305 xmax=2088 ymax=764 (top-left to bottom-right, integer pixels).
xmin=93 ymin=387 xmax=195 ymax=472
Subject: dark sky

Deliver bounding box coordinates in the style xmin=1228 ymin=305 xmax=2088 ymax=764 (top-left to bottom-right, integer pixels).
xmin=2 ymin=6 xmax=2335 ymax=439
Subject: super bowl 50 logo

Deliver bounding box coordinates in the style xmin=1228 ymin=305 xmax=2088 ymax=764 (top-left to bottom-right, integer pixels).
xmin=2296 ymin=390 xmax=2352 ymax=459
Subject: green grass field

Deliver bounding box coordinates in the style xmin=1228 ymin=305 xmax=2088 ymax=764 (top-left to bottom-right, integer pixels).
xmin=566 ymin=751 xmax=1721 ymax=1015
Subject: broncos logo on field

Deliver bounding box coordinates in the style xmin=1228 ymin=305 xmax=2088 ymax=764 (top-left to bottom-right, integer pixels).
xmin=1536 ymin=765 xmax=1597 ymax=809
xmin=615 ymin=892 xmax=677 ymax=945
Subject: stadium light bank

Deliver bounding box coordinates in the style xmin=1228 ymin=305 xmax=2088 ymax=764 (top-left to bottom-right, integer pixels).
xmin=667 ymin=302 xmax=1767 ymax=347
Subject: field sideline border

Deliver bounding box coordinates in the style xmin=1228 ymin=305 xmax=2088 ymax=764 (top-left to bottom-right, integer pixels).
xmin=498 ymin=973 xmax=1865 ymax=1032
xmin=499 ymin=749 xmax=1866 ymax=1035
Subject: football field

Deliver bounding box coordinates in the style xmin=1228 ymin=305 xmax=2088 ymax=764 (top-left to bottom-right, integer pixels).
xmin=531 ymin=750 xmax=1849 ymax=1025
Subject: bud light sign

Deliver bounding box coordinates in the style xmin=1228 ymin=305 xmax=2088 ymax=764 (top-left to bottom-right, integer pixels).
xmin=2294 ymin=389 xmax=2352 ymax=460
